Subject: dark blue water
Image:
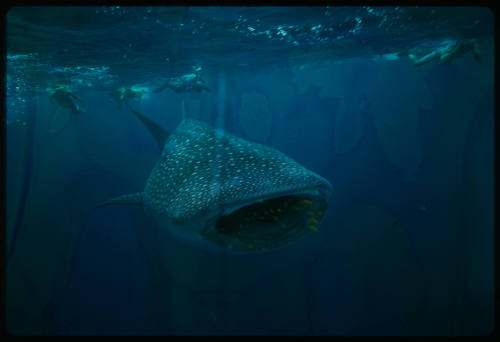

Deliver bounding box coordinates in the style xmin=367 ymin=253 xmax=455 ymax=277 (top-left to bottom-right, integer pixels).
xmin=5 ymin=6 xmax=494 ymax=336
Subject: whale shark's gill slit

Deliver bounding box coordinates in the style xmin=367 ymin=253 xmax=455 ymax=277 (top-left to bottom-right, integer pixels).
xmin=212 ymin=194 xmax=327 ymax=251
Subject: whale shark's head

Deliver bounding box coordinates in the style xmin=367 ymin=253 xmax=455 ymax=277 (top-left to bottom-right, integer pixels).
xmin=143 ymin=119 xmax=332 ymax=252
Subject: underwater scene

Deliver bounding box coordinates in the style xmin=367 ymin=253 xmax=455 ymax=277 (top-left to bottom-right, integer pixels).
xmin=5 ymin=6 xmax=494 ymax=336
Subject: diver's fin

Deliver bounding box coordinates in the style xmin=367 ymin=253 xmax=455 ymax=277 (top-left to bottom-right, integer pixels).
xmin=125 ymin=102 xmax=169 ymax=149
xmin=95 ymin=192 xmax=144 ymax=208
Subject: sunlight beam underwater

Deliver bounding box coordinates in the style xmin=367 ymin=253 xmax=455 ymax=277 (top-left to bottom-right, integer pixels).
xmin=97 ymin=101 xmax=332 ymax=252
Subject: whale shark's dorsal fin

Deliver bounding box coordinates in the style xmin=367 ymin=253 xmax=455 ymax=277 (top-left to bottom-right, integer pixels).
xmin=126 ymin=102 xmax=169 ymax=149
xmin=96 ymin=192 xmax=144 ymax=208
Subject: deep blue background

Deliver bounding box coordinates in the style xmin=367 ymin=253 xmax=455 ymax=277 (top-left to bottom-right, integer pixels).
xmin=6 ymin=7 xmax=494 ymax=336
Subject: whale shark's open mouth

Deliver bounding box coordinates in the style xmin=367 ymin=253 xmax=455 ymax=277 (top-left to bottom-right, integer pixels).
xmin=201 ymin=190 xmax=328 ymax=252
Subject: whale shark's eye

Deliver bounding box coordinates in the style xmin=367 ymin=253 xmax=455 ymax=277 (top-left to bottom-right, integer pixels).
xmin=210 ymin=194 xmax=326 ymax=251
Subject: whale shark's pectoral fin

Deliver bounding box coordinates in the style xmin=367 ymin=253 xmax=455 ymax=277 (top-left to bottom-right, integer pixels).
xmin=125 ymin=102 xmax=169 ymax=149
xmin=96 ymin=192 xmax=144 ymax=208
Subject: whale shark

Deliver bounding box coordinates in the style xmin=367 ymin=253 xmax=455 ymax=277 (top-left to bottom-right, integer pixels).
xmin=99 ymin=103 xmax=332 ymax=252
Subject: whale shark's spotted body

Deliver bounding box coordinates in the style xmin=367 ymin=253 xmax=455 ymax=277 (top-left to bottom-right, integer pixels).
xmin=101 ymin=106 xmax=332 ymax=252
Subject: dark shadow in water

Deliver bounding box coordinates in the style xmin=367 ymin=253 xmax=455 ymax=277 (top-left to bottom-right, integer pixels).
xmin=7 ymin=98 xmax=36 ymax=264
